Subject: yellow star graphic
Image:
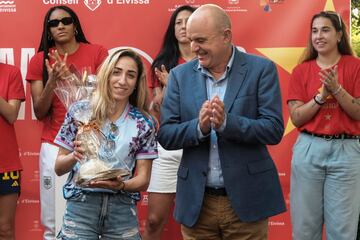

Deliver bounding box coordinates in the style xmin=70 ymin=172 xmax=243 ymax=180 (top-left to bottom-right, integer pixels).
xmin=324 ymin=0 xmax=335 ymax=11
xmin=256 ymin=0 xmax=336 ymax=136
xmin=256 ymin=47 xmax=304 ymax=136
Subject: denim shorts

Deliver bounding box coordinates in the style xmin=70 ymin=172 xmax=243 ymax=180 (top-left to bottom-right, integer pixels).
xmin=57 ymin=191 xmax=141 ymax=240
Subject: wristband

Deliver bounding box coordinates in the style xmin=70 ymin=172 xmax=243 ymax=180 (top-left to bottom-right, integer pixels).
xmin=314 ymin=94 xmax=326 ymax=105
xmin=118 ymin=181 xmax=125 ymax=191
xmin=332 ymin=85 xmax=342 ymax=95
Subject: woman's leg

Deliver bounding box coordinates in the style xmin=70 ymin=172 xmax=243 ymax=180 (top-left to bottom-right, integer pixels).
xmin=323 ymin=139 xmax=360 ymax=240
xmin=143 ymin=192 xmax=175 ymax=240
xmin=0 ymin=193 xmax=18 ymax=240
xmin=39 ymin=143 xmax=59 ymax=240
xmin=56 ymin=192 xmax=101 ymax=239
xmin=290 ymin=133 xmax=325 ymax=240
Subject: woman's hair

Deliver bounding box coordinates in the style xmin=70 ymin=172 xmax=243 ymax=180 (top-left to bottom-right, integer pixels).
xmin=151 ymin=5 xmax=196 ymax=85
xmin=300 ymin=11 xmax=353 ymax=63
xmin=38 ymin=5 xmax=89 ymax=85
xmin=92 ymin=49 xmax=149 ymax=126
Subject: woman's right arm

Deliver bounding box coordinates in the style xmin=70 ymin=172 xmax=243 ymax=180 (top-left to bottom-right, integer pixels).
xmin=31 ymin=51 xmax=69 ymax=120
xmin=288 ymin=80 xmax=331 ymax=127
xmin=55 ymin=140 xmax=84 ymax=176
xmin=288 ymin=100 xmax=321 ymax=127
xmin=30 ymin=79 xmax=56 ymax=120
xmin=55 ymin=147 xmax=76 ymax=176
xmin=55 ymin=147 xmax=79 ymax=177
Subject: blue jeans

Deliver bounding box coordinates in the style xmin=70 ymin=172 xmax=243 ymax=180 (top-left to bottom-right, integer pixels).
xmin=291 ymin=133 xmax=360 ymax=240
xmin=57 ymin=191 xmax=141 ymax=240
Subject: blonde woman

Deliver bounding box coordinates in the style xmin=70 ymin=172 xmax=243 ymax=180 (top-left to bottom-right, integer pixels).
xmin=54 ymin=49 xmax=157 ymax=239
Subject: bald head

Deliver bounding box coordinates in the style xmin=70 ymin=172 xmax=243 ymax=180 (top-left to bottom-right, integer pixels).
xmin=188 ymin=4 xmax=231 ymax=33
xmin=186 ymin=4 xmax=233 ymax=75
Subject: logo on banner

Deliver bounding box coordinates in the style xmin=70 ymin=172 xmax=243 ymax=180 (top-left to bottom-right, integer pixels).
xmin=0 ymin=0 xmax=16 ymax=13
xmin=84 ymin=0 xmax=101 ymax=11
xmin=229 ymin=0 xmax=239 ymax=4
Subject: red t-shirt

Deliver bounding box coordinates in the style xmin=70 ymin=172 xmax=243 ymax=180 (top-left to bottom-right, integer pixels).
xmin=288 ymin=55 xmax=360 ymax=135
xmin=148 ymin=57 xmax=186 ymax=89
xmin=26 ymin=43 xmax=108 ymax=144
xmin=0 ymin=63 xmax=25 ymax=172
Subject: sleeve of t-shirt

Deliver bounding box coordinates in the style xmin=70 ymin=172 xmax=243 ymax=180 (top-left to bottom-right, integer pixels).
xmin=352 ymin=61 xmax=360 ymax=98
xmin=95 ymin=45 xmax=109 ymax=71
xmin=136 ymin=116 xmax=158 ymax=160
xmin=287 ymin=65 xmax=307 ymax=103
xmin=8 ymin=66 xmax=25 ymax=101
xmin=54 ymin=105 xmax=78 ymax=151
xmin=26 ymin=53 xmax=43 ymax=81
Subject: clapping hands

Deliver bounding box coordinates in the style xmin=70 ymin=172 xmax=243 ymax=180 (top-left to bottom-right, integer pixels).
xmin=154 ymin=65 xmax=169 ymax=86
xmin=199 ymin=96 xmax=225 ymax=135
xmin=45 ymin=50 xmax=70 ymax=86
xmin=319 ymin=65 xmax=340 ymax=97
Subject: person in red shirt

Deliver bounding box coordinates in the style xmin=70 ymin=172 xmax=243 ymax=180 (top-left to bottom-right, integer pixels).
xmin=143 ymin=5 xmax=196 ymax=240
xmin=287 ymin=11 xmax=360 ymax=240
xmin=26 ymin=5 xmax=108 ymax=240
xmin=0 ymin=63 xmax=25 ymax=240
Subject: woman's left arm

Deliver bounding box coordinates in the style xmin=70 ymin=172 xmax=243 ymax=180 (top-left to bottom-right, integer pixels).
xmin=0 ymin=98 xmax=21 ymax=124
xmin=332 ymin=89 xmax=360 ymax=120
xmin=320 ymin=65 xmax=360 ymax=120
xmin=121 ymin=160 xmax=152 ymax=192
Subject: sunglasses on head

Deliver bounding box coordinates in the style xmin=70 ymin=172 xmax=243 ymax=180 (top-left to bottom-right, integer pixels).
xmin=323 ymin=11 xmax=342 ymax=29
xmin=48 ymin=17 xmax=74 ymax=28
xmin=100 ymin=122 xmax=119 ymax=158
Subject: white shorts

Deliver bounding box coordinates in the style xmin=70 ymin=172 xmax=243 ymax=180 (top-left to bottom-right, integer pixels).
xmin=147 ymin=143 xmax=182 ymax=193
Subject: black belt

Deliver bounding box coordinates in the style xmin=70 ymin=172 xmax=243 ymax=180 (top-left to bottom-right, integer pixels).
xmin=302 ymin=131 xmax=360 ymax=140
xmin=205 ymin=187 xmax=227 ymax=196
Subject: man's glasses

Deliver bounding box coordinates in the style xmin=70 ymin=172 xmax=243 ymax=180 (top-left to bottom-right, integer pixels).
xmin=48 ymin=17 xmax=74 ymax=28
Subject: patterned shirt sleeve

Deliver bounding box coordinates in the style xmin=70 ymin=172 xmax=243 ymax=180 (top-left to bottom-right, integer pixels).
xmin=136 ymin=116 xmax=158 ymax=160
xmin=54 ymin=104 xmax=78 ymax=151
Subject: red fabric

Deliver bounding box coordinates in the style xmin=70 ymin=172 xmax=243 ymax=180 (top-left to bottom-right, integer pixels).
xmin=288 ymin=55 xmax=360 ymax=135
xmin=26 ymin=43 xmax=108 ymax=144
xmin=148 ymin=57 xmax=186 ymax=89
xmin=0 ymin=63 xmax=25 ymax=172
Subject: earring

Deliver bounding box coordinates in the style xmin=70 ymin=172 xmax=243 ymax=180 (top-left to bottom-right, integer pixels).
xmin=74 ymin=29 xmax=78 ymax=35
xmin=338 ymin=39 xmax=341 ymax=43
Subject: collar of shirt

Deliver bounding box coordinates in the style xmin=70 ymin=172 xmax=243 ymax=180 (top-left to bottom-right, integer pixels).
xmin=197 ymin=45 xmax=236 ymax=81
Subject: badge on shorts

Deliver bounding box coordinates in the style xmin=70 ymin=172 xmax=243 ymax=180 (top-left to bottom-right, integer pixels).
xmin=43 ymin=176 xmax=52 ymax=190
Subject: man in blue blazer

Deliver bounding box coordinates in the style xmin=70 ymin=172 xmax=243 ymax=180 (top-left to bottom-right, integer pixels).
xmin=158 ymin=4 xmax=286 ymax=239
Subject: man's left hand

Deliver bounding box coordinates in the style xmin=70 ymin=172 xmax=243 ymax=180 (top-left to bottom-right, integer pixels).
xmin=210 ymin=96 xmax=225 ymax=130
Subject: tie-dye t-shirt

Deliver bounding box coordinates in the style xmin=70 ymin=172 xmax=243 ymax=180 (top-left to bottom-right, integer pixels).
xmin=54 ymin=100 xmax=158 ymax=200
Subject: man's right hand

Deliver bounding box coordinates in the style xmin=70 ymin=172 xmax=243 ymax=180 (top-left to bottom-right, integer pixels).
xmin=199 ymin=100 xmax=212 ymax=135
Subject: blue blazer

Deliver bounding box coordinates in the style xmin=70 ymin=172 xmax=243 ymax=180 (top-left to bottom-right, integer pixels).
xmin=158 ymin=48 xmax=286 ymax=227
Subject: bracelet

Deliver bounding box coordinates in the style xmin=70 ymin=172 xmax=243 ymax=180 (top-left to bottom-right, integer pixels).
xmin=332 ymin=85 xmax=342 ymax=95
xmin=117 ymin=181 xmax=124 ymax=191
xmin=314 ymin=94 xmax=326 ymax=105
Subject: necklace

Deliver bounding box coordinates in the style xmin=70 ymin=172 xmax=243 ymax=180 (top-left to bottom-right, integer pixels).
xmin=316 ymin=54 xmax=341 ymax=69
